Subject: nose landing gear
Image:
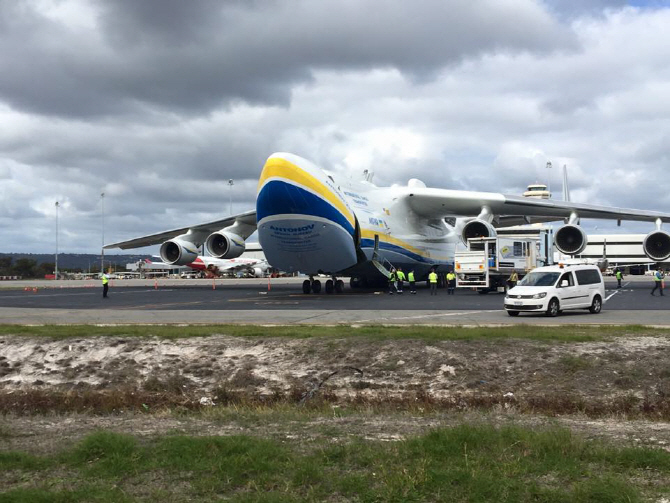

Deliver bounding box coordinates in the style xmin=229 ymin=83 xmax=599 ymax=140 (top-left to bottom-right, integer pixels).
xmin=302 ymin=276 xmax=322 ymax=294
xmin=303 ymin=276 xmax=343 ymax=294
xmin=325 ymin=277 xmax=345 ymax=294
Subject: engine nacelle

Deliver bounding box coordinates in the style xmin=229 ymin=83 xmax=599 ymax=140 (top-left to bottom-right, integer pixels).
xmin=205 ymin=231 xmax=245 ymax=259
xmin=461 ymin=219 xmax=497 ymax=242
xmin=160 ymin=237 xmax=199 ymax=265
xmin=554 ymin=224 xmax=588 ymax=255
xmin=643 ymin=230 xmax=670 ymax=262
xmin=251 ymin=267 xmax=265 ymax=278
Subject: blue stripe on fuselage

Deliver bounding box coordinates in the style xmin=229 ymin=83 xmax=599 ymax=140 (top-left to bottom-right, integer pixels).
xmin=257 ymin=180 xmax=355 ymax=235
xmin=360 ymin=238 xmax=451 ymax=265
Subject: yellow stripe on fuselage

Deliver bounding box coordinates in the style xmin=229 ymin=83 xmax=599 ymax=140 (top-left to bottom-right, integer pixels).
xmin=360 ymin=229 xmax=451 ymax=262
xmin=257 ymin=157 xmax=355 ymax=228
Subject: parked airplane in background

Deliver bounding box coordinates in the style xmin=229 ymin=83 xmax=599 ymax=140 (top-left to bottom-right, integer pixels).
xmin=106 ymin=152 xmax=670 ymax=294
xmin=186 ymin=256 xmax=270 ymax=278
xmin=143 ymin=255 xmax=270 ymax=278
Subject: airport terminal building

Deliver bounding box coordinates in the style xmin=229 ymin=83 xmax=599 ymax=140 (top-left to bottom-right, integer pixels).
xmin=574 ymin=234 xmax=657 ymax=274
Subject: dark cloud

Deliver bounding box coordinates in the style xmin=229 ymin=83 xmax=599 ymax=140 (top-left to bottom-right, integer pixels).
xmin=542 ymin=0 xmax=628 ymax=18
xmin=1 ymin=1 xmax=669 ymax=253
xmin=0 ymin=0 xmax=576 ymax=119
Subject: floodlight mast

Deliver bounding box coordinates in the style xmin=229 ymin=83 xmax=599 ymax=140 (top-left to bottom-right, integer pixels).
xmin=228 ymin=179 xmax=234 ymax=215
xmin=101 ymin=192 xmax=105 ymax=274
xmin=55 ymin=201 xmax=59 ymax=280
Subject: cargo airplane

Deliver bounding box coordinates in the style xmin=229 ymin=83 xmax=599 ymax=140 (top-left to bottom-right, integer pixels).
xmin=106 ymin=152 xmax=670 ymax=294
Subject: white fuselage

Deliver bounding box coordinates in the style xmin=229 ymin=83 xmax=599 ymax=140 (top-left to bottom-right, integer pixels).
xmin=256 ymin=153 xmax=459 ymax=280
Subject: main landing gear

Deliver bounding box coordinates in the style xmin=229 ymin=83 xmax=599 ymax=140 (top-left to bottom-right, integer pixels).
xmin=302 ymin=276 xmax=344 ymax=294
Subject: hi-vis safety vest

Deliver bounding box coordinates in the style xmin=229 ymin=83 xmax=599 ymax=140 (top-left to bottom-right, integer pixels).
xmin=408 ymin=272 xmax=415 ymax=282
xmin=616 ymin=271 xmax=623 ymax=279
xmin=101 ymin=275 xmax=109 ymax=285
xmin=389 ymin=271 xmax=397 ymax=282
xmin=397 ymin=271 xmax=406 ymax=281
xmin=655 ymin=271 xmax=663 ymax=282
xmin=429 ymin=272 xmax=438 ymax=283
xmin=446 ymin=272 xmax=456 ymax=282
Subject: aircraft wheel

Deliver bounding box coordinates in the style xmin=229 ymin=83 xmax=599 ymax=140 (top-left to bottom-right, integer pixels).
xmin=302 ymin=280 xmax=311 ymax=294
xmin=507 ymin=311 xmax=520 ymax=317
xmin=312 ymin=279 xmax=322 ymax=294
xmin=325 ymin=279 xmax=334 ymax=294
xmin=335 ymin=279 xmax=344 ymax=293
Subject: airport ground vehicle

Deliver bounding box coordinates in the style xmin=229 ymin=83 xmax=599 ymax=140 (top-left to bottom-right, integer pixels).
xmin=455 ymin=229 xmax=552 ymax=293
xmin=503 ymin=263 xmax=605 ymax=317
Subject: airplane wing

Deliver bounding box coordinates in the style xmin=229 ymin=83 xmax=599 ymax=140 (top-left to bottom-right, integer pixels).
xmin=104 ymin=210 xmax=257 ymax=249
xmin=405 ymin=189 xmax=670 ymax=224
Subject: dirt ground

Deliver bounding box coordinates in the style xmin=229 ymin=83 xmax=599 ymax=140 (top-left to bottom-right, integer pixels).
xmin=1 ymin=332 xmax=670 ymax=454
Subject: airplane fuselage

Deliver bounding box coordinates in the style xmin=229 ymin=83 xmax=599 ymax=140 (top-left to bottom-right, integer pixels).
xmin=256 ymin=153 xmax=457 ymax=280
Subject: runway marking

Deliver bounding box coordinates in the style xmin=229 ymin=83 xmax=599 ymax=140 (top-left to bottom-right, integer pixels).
xmin=605 ymin=291 xmax=620 ymax=302
xmin=0 ymin=289 xmax=175 ymax=299
xmin=227 ymin=292 xmax=379 ymax=302
xmin=356 ymin=310 xmax=501 ymax=323
xmin=118 ymin=300 xmax=205 ymax=310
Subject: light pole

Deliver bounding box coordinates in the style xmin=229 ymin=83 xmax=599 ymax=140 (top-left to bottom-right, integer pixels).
xmin=100 ymin=192 xmax=105 ymax=274
xmin=545 ymin=161 xmax=552 ymax=197
xmin=228 ymin=179 xmax=234 ymax=215
xmin=55 ymin=201 xmax=60 ymax=280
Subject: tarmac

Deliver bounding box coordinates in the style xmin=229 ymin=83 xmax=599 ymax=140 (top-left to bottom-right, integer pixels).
xmin=0 ymin=275 xmax=668 ymax=326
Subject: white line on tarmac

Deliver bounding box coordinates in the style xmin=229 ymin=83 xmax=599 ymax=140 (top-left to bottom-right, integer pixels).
xmin=356 ymin=309 xmax=501 ymax=323
xmin=605 ymin=291 xmax=620 ymax=302
xmin=0 ymin=289 xmax=174 ymax=299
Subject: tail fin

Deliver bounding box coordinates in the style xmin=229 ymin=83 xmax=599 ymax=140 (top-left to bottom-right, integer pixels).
xmin=562 ymin=165 xmax=571 ymax=202
xmin=597 ymin=238 xmax=608 ymax=271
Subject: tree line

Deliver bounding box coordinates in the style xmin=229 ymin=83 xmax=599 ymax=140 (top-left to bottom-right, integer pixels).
xmin=0 ymin=257 xmax=55 ymax=278
xmin=0 ymin=257 xmax=118 ymax=278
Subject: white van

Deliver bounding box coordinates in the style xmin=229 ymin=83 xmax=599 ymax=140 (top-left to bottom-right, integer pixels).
xmin=504 ymin=264 xmax=605 ymax=317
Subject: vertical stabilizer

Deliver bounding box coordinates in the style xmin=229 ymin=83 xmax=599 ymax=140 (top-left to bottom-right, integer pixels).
xmin=562 ymin=165 xmax=571 ymax=202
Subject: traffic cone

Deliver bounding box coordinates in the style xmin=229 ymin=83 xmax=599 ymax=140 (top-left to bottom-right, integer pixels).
xmin=154 ymin=279 xmax=158 ymax=290
xmin=212 ymin=278 xmax=216 ymax=290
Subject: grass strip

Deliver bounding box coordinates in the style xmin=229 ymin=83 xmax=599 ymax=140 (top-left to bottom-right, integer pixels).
xmin=1 ymin=424 xmax=668 ymax=502
xmin=0 ymin=323 xmax=665 ymax=341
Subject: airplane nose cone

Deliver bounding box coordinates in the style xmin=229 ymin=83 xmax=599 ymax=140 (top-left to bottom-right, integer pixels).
xmin=256 ymin=153 xmax=358 ymax=274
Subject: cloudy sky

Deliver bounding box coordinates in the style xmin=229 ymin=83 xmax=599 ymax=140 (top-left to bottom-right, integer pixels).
xmin=2 ymin=0 xmax=670 ymax=254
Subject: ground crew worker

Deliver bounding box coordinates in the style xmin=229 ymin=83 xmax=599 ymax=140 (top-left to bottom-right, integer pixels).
xmin=615 ymin=268 xmax=623 ymax=289
xmin=428 ymin=268 xmax=438 ymax=296
xmin=408 ymin=270 xmax=416 ymax=294
xmin=508 ymin=270 xmax=518 ymax=290
xmin=396 ymin=267 xmax=405 ymax=294
xmin=446 ymin=270 xmax=456 ymax=295
xmin=651 ymin=267 xmax=665 ymax=296
xmin=101 ymin=272 xmax=109 ymax=298
xmin=388 ymin=268 xmax=397 ymax=295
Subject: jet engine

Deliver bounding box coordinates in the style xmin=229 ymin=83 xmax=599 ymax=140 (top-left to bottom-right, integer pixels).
xmin=461 ymin=219 xmax=497 ymax=242
xmin=643 ymin=230 xmax=670 ymax=262
xmin=554 ymin=224 xmax=587 ymax=255
xmin=250 ymin=267 xmax=265 ymax=278
xmin=205 ymin=230 xmax=245 ymax=259
xmin=160 ymin=237 xmax=199 ymax=265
